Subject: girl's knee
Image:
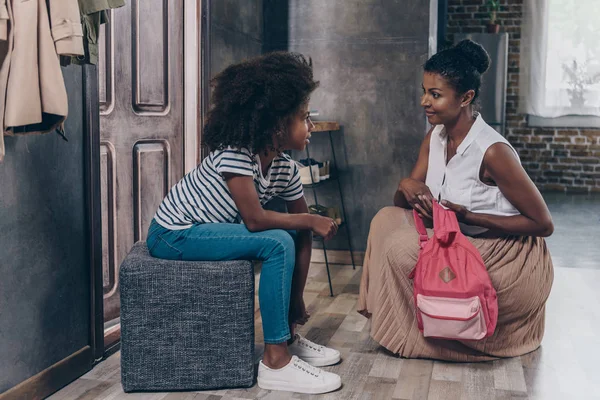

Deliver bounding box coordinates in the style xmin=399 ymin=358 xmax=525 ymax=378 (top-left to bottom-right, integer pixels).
xmin=264 ymin=229 xmax=296 ymax=255
xmin=260 ymin=230 xmax=296 ymax=277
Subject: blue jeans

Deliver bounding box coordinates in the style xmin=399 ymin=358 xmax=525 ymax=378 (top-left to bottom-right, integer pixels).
xmin=146 ymin=219 xmax=296 ymax=344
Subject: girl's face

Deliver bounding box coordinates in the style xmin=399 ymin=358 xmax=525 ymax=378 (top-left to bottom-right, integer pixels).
xmin=283 ymin=103 xmax=315 ymax=151
xmin=421 ymin=72 xmax=467 ymax=126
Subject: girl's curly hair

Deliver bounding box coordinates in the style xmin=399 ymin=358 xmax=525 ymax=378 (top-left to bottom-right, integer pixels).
xmin=203 ymin=51 xmax=320 ymax=154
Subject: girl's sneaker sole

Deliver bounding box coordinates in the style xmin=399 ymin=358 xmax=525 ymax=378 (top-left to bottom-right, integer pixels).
xmin=257 ymin=377 xmax=341 ymax=394
xmin=301 ymin=353 xmax=341 ymax=367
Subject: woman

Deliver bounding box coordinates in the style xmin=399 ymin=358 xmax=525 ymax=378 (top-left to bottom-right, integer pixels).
xmin=358 ymin=40 xmax=555 ymax=361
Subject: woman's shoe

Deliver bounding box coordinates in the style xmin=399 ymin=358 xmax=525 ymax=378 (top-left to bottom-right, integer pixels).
xmin=257 ymin=355 xmax=342 ymax=394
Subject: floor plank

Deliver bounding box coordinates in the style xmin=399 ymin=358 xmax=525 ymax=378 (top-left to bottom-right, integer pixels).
xmin=392 ymin=359 xmax=433 ymax=400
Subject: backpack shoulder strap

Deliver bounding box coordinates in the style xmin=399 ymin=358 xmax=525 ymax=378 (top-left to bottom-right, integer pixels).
xmin=412 ymin=210 xmax=429 ymax=250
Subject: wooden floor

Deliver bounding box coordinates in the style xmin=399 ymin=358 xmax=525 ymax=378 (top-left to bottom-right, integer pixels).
xmin=49 ymin=261 xmax=600 ymax=400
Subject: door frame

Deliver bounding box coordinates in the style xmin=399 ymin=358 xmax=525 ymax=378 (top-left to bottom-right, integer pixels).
xmin=184 ymin=0 xmax=200 ymax=172
xmin=87 ymin=63 xmax=105 ymax=363
xmin=200 ymin=0 xmax=210 ymax=160
xmin=97 ymin=0 xmax=204 ymax=356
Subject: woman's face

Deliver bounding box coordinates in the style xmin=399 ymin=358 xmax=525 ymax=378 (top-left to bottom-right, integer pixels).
xmin=283 ymin=103 xmax=315 ymax=151
xmin=421 ymin=72 xmax=464 ymax=126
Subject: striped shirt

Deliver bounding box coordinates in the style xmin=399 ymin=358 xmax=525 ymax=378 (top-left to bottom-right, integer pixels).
xmin=154 ymin=147 xmax=304 ymax=230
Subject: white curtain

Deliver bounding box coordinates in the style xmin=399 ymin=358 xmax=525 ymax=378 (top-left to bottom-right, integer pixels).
xmin=520 ymin=0 xmax=600 ymax=118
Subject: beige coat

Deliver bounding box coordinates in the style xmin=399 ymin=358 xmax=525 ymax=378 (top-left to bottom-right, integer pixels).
xmin=0 ymin=0 xmax=84 ymax=161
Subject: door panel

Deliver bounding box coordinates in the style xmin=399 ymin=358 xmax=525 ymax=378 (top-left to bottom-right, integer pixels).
xmin=99 ymin=11 xmax=114 ymax=115
xmin=132 ymin=0 xmax=170 ymax=114
xmin=133 ymin=140 xmax=171 ymax=242
xmin=100 ymin=141 xmax=117 ymax=298
xmin=99 ymin=1 xmax=184 ymax=323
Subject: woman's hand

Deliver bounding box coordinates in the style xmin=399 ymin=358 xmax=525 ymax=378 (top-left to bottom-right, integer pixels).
xmin=441 ymin=200 xmax=471 ymax=223
xmin=399 ymin=178 xmax=435 ymax=220
xmin=311 ymin=215 xmax=338 ymax=240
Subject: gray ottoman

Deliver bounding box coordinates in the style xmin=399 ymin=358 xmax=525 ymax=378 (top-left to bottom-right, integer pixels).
xmin=119 ymin=242 xmax=255 ymax=392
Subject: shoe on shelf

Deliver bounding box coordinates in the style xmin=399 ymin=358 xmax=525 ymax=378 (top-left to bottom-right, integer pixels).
xmin=288 ymin=333 xmax=341 ymax=367
xmin=297 ymin=161 xmax=319 ymax=185
xmin=257 ymin=355 xmax=342 ymax=394
xmin=299 ymin=158 xmax=330 ymax=182
xmin=319 ymin=160 xmax=330 ymax=180
xmin=309 ymin=204 xmax=342 ymax=226
xmin=308 ymin=204 xmax=328 ymax=217
xmin=298 ymin=158 xmax=318 ymax=167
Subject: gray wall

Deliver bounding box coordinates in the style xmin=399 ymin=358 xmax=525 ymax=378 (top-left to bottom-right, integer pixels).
xmin=0 ymin=66 xmax=92 ymax=392
xmin=208 ymin=0 xmax=436 ymax=251
xmin=210 ymin=0 xmax=264 ymax=77
xmin=267 ymin=0 xmax=436 ymax=251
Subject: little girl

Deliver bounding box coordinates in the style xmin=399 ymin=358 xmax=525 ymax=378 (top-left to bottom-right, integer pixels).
xmin=147 ymin=52 xmax=342 ymax=394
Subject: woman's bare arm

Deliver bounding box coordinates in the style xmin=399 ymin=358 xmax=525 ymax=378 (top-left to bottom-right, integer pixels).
xmin=443 ymin=143 xmax=554 ymax=237
xmin=394 ymin=128 xmax=434 ymax=212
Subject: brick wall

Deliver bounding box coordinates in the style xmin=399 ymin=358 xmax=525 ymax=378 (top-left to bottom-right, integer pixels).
xmin=446 ymin=0 xmax=600 ymax=193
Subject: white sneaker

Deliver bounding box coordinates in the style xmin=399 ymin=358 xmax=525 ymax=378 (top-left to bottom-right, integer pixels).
xmin=257 ymin=355 xmax=342 ymax=394
xmin=288 ymin=333 xmax=341 ymax=367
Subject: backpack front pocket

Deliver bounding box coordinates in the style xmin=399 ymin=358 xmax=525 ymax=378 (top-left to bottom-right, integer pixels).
xmin=416 ymin=295 xmax=486 ymax=340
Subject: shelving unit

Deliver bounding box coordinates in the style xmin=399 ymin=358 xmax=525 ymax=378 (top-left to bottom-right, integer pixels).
xmin=302 ymin=121 xmax=356 ymax=297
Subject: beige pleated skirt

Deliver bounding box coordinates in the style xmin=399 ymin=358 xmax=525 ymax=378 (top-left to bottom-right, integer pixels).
xmin=357 ymin=206 xmax=554 ymax=362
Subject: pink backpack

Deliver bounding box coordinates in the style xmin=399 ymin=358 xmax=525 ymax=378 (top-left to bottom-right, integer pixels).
xmin=408 ymin=201 xmax=498 ymax=340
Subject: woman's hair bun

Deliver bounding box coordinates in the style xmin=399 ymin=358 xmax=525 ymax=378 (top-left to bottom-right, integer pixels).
xmin=454 ymin=39 xmax=490 ymax=74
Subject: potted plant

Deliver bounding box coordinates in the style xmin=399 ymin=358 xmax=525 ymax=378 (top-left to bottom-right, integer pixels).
xmin=487 ymin=0 xmax=500 ymax=33
xmin=562 ymin=58 xmax=600 ymax=109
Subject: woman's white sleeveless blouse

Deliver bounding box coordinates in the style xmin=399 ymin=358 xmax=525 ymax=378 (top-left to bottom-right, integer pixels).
xmin=425 ymin=114 xmax=520 ymax=236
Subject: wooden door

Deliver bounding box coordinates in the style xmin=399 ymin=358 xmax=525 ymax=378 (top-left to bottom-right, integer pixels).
xmin=98 ymin=1 xmax=185 ymax=325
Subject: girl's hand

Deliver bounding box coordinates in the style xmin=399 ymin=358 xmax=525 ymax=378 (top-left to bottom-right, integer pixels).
xmin=441 ymin=200 xmax=471 ymax=223
xmin=289 ymin=297 xmax=310 ymax=325
xmin=311 ymin=215 xmax=338 ymax=240
xmin=399 ymin=178 xmax=435 ymax=220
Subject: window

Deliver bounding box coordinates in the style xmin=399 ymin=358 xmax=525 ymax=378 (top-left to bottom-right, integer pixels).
xmin=520 ymin=0 xmax=600 ymax=125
